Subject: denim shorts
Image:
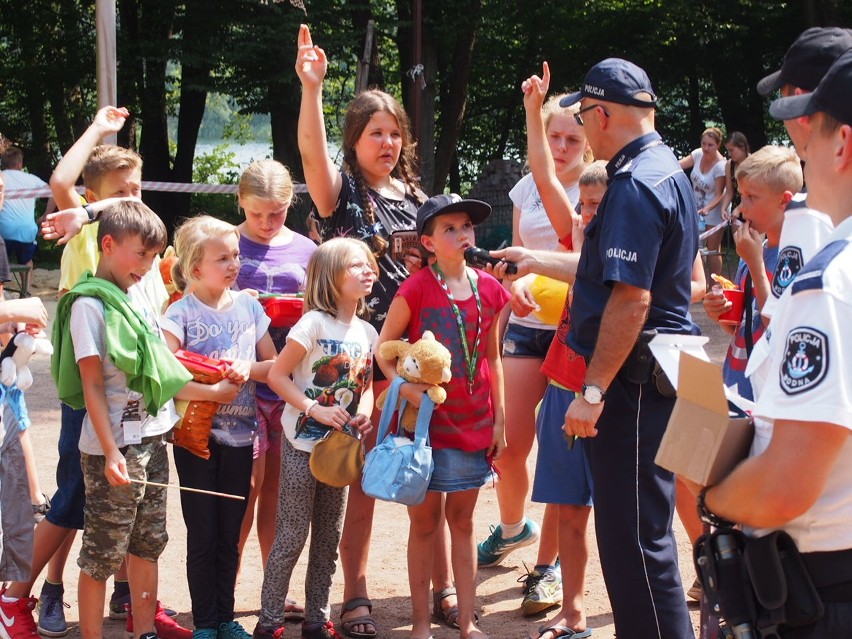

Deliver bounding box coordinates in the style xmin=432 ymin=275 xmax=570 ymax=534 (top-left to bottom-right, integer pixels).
xmin=502 ymin=323 xmax=555 ymax=359
xmin=531 ymin=384 xmax=593 ymax=506
xmin=428 ymin=447 xmax=494 ymax=493
xmin=45 ymin=404 xmax=86 ymax=530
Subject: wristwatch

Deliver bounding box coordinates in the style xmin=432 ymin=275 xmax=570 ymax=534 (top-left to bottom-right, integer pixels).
xmin=582 ymin=384 xmax=607 ymax=405
xmin=83 ymin=204 xmax=97 ymax=223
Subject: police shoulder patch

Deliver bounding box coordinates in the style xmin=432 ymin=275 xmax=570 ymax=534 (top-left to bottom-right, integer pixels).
xmin=772 ymin=246 xmax=803 ymax=297
xmin=780 ymin=327 xmax=828 ymax=395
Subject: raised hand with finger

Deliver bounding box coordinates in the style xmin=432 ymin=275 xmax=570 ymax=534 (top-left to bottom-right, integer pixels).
xmin=295 ymin=23 xmax=327 ymax=88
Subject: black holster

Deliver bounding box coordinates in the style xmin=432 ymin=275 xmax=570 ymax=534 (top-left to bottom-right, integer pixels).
xmin=621 ymin=329 xmax=676 ymax=397
xmin=695 ymin=528 xmax=824 ymax=639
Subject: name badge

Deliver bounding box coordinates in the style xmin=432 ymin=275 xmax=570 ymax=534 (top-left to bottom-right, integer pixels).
xmin=123 ymin=420 xmax=143 ymax=445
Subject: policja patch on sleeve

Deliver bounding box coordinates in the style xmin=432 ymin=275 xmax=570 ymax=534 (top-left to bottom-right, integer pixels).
xmin=780 ymin=327 xmax=828 ymax=395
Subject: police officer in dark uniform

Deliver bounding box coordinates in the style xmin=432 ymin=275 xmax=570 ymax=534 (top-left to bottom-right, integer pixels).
xmin=561 ymin=59 xmax=698 ymax=639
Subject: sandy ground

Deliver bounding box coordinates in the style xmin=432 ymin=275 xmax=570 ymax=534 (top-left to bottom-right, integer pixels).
xmin=18 ymin=267 xmax=731 ymax=639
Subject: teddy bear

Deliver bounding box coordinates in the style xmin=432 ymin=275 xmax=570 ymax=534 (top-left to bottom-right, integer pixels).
xmin=0 ymin=332 xmax=54 ymax=391
xmin=376 ymin=330 xmax=452 ymax=432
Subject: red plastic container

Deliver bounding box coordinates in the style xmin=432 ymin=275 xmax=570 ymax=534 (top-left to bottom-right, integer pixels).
xmin=718 ymin=288 xmax=745 ymax=326
xmin=260 ymin=295 xmax=304 ymax=328
xmin=174 ymin=350 xmax=228 ymax=383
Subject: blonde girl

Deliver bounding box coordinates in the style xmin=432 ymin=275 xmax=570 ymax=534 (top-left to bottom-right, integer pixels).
xmin=477 ymin=61 xmax=591 ymax=606
xmin=234 ymin=160 xmax=315 ymax=618
xmin=679 ymin=126 xmax=727 ymax=276
xmin=161 ymin=215 xmax=277 ymax=639
xmin=255 ymin=238 xmax=378 ymax=639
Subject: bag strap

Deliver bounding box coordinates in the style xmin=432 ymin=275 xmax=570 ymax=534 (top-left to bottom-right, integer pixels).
xmin=411 ymin=395 xmax=435 ymax=446
xmin=375 ymin=376 xmax=406 ymax=445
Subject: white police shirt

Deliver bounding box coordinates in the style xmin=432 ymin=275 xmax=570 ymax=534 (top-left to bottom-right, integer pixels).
xmin=749 ymin=215 xmax=852 ymax=553
xmin=761 ymin=198 xmax=834 ymax=320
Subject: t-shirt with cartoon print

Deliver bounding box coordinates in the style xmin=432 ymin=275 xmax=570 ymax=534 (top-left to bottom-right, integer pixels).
xmin=161 ymin=290 xmax=271 ymax=448
xmin=282 ymin=309 xmax=378 ymax=453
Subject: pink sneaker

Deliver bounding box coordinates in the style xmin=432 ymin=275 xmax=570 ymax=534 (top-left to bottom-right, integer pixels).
xmin=0 ymin=588 xmax=39 ymax=639
xmin=125 ymin=602 xmax=191 ymax=639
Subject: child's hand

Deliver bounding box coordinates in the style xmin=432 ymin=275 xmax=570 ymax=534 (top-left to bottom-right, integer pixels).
xmin=402 ymin=248 xmax=424 ymax=274
xmin=703 ymin=285 xmax=731 ymax=322
xmin=105 ymin=449 xmax=130 ymax=486
xmin=93 ymin=106 xmax=130 ymax=136
xmin=310 ymin=403 xmax=351 ymax=430
xmin=348 ymin=413 xmax=373 ymax=437
xmin=487 ymin=419 xmax=507 ymax=461
xmin=1 ymin=298 xmax=48 ymax=328
xmin=295 ymin=24 xmax=327 ymax=88
xmin=211 ymin=380 xmax=241 ymax=403
xmin=41 ymin=206 xmax=89 ymax=244
xmin=399 ymin=381 xmax=433 ymax=408
xmin=521 ymin=61 xmax=550 ymax=114
xmin=224 ymin=359 xmax=251 ymax=383
xmin=509 ymin=281 xmax=538 ymax=317
xmin=734 ymin=220 xmax=764 ymax=269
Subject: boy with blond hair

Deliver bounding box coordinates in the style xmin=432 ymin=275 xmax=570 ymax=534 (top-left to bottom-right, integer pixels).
xmin=703 ymin=145 xmax=803 ymax=400
xmin=52 ymin=201 xmax=189 ymax=639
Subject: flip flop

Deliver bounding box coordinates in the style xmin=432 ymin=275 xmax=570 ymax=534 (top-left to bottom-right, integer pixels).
xmin=432 ymin=588 xmax=480 ymax=629
xmin=530 ymin=625 xmax=592 ymax=639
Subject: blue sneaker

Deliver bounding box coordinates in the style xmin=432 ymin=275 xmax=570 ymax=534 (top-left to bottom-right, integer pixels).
xmin=37 ymin=583 xmax=68 ymax=638
xmin=477 ymin=518 xmax=541 ymax=567
xmin=193 ymin=629 xmax=218 ymax=639
xmin=218 ymin=621 xmax=253 ymax=639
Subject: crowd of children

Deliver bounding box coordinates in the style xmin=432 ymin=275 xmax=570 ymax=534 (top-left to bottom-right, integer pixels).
xmin=2 ymin=21 xmax=851 ymax=639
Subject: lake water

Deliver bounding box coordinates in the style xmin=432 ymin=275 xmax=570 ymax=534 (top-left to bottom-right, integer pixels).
xmin=195 ymin=141 xmax=273 ymax=169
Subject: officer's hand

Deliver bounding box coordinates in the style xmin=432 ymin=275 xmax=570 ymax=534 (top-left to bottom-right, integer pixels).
xmin=564 ymin=396 xmax=604 ymax=439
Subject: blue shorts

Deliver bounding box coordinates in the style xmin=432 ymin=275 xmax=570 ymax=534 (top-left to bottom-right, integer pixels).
xmin=4 ymin=240 xmax=37 ymax=265
xmin=531 ymin=384 xmax=593 ymax=506
xmin=45 ymin=404 xmax=86 ymax=530
xmin=428 ymin=447 xmax=493 ymax=493
xmin=502 ymin=323 xmax=555 ymax=359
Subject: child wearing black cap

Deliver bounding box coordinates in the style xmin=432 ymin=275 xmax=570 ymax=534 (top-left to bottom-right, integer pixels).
xmin=375 ymin=194 xmax=510 ymax=639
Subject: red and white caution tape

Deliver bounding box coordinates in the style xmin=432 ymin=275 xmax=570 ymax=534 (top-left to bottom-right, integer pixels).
xmin=5 ymin=181 xmax=306 ymax=200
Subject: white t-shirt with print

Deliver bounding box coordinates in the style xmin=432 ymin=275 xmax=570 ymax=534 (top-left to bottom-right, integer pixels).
xmin=282 ymin=310 xmax=377 ymax=453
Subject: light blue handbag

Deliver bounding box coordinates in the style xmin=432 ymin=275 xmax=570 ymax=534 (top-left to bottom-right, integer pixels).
xmin=361 ymin=376 xmax=435 ymax=505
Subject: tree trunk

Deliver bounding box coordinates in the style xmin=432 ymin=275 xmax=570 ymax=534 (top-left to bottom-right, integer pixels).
xmin=432 ymin=0 xmax=482 ymax=194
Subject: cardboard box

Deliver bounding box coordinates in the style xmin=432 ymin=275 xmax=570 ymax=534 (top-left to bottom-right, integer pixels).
xmin=652 ymin=342 xmax=754 ymax=486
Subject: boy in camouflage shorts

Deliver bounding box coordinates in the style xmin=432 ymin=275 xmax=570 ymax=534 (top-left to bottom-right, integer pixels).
xmin=51 ymin=201 xmax=191 ymax=639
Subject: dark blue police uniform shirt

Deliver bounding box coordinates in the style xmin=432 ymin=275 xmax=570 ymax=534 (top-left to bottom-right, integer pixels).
xmin=568 ymin=131 xmax=700 ymax=357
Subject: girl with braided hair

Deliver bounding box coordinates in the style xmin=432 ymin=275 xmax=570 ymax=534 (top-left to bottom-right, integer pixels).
xmin=297 ymin=24 xmax=449 ymax=639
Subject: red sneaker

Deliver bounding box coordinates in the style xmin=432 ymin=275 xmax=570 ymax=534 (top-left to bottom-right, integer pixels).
xmin=0 ymin=589 xmax=39 ymax=639
xmin=125 ymin=602 xmax=191 ymax=639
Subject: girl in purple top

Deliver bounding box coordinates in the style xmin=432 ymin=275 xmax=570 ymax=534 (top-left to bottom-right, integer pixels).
xmin=234 ymin=160 xmax=315 ymax=620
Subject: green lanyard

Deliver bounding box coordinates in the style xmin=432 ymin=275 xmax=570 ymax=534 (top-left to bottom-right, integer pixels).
xmin=431 ymin=264 xmax=482 ymax=394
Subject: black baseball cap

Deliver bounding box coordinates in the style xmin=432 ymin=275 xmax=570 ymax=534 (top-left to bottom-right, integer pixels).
xmin=757 ymin=27 xmax=852 ymax=96
xmin=560 ymin=58 xmax=657 ymax=108
xmin=769 ymin=49 xmax=852 ymax=124
xmin=416 ymin=194 xmax=491 ymax=235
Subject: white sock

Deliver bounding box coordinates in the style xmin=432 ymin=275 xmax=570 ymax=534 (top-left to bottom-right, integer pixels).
xmin=500 ymin=519 xmax=526 ymax=539
xmin=1 ymin=595 xmax=18 ymax=603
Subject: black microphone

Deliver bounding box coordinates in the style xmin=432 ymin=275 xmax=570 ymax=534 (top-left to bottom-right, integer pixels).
xmin=464 ymin=246 xmax=518 ymax=275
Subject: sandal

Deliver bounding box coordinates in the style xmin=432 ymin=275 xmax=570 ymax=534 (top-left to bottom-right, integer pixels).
xmin=432 ymin=588 xmax=480 ymax=630
xmin=339 ymin=598 xmax=377 ymax=639
xmin=529 ymin=625 xmax=592 ymax=639
xmin=285 ymin=597 xmax=306 ymax=622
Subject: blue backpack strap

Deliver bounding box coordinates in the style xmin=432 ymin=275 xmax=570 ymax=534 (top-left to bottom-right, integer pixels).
xmin=375 ymin=376 xmax=406 ymax=444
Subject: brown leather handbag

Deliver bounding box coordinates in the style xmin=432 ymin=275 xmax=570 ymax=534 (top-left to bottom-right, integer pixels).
xmin=173 ymin=350 xmax=228 ymax=460
xmin=309 ymin=428 xmax=365 ymax=488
